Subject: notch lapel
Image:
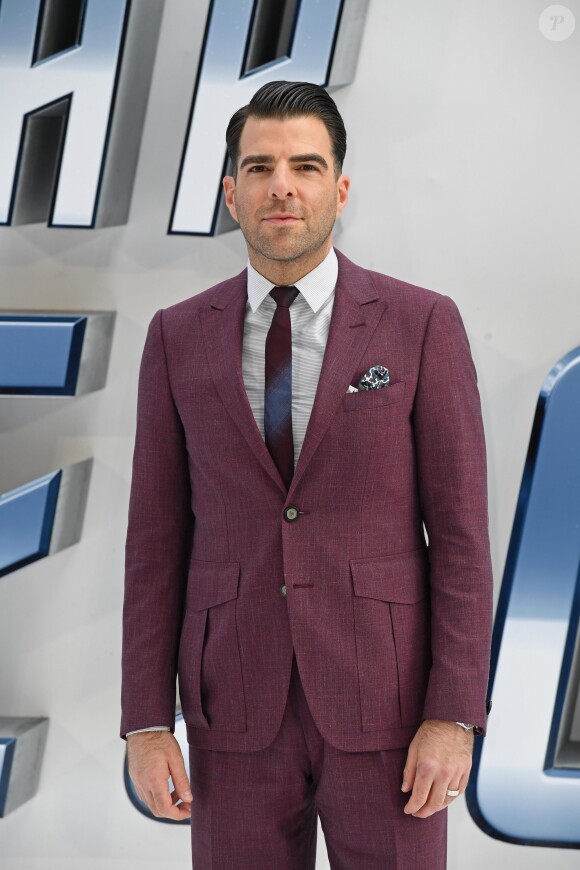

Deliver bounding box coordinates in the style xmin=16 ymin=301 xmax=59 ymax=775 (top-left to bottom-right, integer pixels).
xmin=199 ymin=271 xmax=288 ymax=496
xmin=288 ymin=254 xmax=387 ymax=499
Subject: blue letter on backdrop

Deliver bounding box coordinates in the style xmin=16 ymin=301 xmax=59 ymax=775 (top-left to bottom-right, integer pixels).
xmin=170 ymin=0 xmax=369 ymax=235
xmin=0 ymin=311 xmax=115 ymax=577
xmin=468 ymin=348 xmax=580 ymax=847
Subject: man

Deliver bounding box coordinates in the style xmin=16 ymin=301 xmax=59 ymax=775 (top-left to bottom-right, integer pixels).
xmin=121 ymin=81 xmax=493 ymax=868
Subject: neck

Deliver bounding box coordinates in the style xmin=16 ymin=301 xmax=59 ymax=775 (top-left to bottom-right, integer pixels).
xmin=248 ymin=240 xmax=332 ymax=286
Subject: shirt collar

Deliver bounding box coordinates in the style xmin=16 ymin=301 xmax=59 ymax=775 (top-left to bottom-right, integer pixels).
xmin=246 ymin=247 xmax=338 ymax=314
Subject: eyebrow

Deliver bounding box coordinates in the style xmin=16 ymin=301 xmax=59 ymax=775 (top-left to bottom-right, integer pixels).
xmin=239 ymin=153 xmax=329 ymax=171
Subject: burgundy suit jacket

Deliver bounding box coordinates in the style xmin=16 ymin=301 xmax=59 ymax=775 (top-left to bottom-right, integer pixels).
xmin=121 ymin=250 xmax=493 ymax=753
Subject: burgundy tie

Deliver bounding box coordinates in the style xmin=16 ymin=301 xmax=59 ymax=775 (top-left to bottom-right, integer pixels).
xmin=264 ymin=285 xmax=300 ymax=489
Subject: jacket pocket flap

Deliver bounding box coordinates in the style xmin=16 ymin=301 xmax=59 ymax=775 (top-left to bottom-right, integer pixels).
xmin=186 ymin=559 xmax=240 ymax=611
xmin=341 ymin=380 xmax=405 ymax=412
xmin=350 ymin=549 xmax=428 ymax=603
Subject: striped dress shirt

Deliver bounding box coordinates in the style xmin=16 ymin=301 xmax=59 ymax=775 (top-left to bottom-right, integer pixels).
xmin=243 ymin=246 xmax=337 ymax=467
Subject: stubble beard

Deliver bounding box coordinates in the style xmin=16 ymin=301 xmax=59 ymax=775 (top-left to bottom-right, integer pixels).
xmin=238 ymin=201 xmax=337 ymax=265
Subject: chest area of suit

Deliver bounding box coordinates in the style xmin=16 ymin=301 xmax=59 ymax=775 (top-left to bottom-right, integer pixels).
xmin=167 ymin=313 xmax=420 ymax=453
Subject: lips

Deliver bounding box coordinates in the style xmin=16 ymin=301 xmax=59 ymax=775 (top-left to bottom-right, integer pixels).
xmin=263 ymin=214 xmax=301 ymax=224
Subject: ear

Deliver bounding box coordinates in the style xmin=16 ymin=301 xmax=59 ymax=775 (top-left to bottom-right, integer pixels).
xmin=336 ymin=174 xmax=350 ymax=219
xmin=222 ymin=176 xmax=238 ymax=222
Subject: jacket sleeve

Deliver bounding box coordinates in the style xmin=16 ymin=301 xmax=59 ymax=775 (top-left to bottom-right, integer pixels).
xmin=120 ymin=309 xmax=193 ymax=739
xmin=413 ymin=295 xmax=493 ymax=733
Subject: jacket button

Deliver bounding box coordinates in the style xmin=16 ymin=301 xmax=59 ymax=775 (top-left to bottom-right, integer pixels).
xmin=284 ymin=506 xmax=299 ymax=521
xmin=280 ymin=584 xmax=287 ymax=597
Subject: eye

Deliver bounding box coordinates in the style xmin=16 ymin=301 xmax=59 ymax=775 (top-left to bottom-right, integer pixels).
xmin=297 ymin=163 xmax=318 ymax=172
xmin=247 ymin=165 xmax=267 ymax=173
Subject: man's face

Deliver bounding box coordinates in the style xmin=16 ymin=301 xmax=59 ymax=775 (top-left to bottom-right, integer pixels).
xmin=223 ymin=114 xmax=349 ymax=275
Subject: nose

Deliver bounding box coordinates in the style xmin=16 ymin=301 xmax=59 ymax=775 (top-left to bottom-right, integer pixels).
xmin=268 ymin=165 xmax=296 ymax=199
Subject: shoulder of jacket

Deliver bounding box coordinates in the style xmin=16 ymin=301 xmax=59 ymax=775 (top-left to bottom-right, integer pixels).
xmin=335 ymin=248 xmax=451 ymax=314
xmin=156 ymin=270 xmax=246 ymax=323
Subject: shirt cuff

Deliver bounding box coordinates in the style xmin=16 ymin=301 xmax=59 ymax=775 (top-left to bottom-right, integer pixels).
xmin=125 ymin=726 xmax=171 ymax=735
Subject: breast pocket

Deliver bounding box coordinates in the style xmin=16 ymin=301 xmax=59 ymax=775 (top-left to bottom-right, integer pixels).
xmin=349 ymin=548 xmax=431 ymax=730
xmin=178 ymin=558 xmax=247 ymax=732
xmin=341 ymin=380 xmax=406 ymax=412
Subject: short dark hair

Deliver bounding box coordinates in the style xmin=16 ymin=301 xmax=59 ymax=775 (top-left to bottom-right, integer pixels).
xmin=225 ymin=81 xmax=347 ymax=176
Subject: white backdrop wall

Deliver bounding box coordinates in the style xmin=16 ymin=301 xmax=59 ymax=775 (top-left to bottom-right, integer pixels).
xmin=1 ymin=0 xmax=579 ymax=867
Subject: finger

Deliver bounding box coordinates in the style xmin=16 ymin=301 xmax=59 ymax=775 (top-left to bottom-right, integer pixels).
xmin=130 ymin=778 xmax=158 ymax=814
xmin=169 ymin=806 xmax=192 ymax=820
xmin=150 ymin=785 xmax=191 ymax=820
xmin=443 ymin=767 xmax=470 ymax=805
xmin=170 ymin=789 xmax=191 ymax=807
xmin=169 ymin=755 xmax=193 ymax=803
xmin=170 ymin=789 xmax=192 ymax=810
xmin=132 ymin=775 xmax=167 ymax=815
xmin=443 ymin=781 xmax=462 ymax=806
xmin=151 ymin=796 xmax=191 ymax=820
xmin=401 ymin=745 xmax=417 ymax=793
xmin=170 ymin=789 xmax=184 ymax=805
xmin=426 ymin=774 xmax=453 ymax=814
xmin=403 ymin=761 xmax=434 ymax=815
xmin=412 ymin=773 xmax=453 ymax=818
xmin=458 ymin=769 xmax=470 ymax=792
xmin=144 ymin=788 xmax=164 ymax=817
xmin=151 ymin=780 xmax=175 ymax=817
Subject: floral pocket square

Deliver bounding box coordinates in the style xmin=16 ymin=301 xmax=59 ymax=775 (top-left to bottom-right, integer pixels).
xmin=348 ymin=364 xmax=390 ymax=393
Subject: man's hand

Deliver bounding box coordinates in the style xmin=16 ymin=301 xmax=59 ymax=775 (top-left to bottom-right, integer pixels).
xmin=127 ymin=731 xmax=192 ymax=820
xmin=401 ymin=719 xmax=473 ymax=818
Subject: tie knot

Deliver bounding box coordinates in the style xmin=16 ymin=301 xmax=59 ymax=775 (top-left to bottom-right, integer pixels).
xmin=270 ymin=285 xmax=299 ymax=308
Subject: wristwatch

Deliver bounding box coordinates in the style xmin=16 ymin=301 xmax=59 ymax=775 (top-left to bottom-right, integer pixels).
xmin=455 ymin=721 xmax=475 ymax=731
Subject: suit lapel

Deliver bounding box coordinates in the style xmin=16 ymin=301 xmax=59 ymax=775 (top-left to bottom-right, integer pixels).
xmin=288 ymin=252 xmax=387 ymax=498
xmin=199 ymin=253 xmax=387 ymax=498
xmin=200 ymin=270 xmax=288 ymax=496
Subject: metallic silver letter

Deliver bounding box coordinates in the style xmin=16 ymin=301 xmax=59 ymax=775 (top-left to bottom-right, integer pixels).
xmin=170 ymin=0 xmax=369 ymax=235
xmin=0 ymin=718 xmax=49 ymax=816
xmin=468 ymin=347 xmax=580 ymax=846
xmin=0 ymin=0 xmax=163 ymax=227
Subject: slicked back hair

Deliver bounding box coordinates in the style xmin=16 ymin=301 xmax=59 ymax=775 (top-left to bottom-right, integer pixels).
xmin=225 ymin=81 xmax=347 ymax=177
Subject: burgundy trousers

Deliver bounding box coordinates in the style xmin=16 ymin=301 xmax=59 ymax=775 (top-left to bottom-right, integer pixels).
xmin=188 ymin=652 xmax=447 ymax=869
